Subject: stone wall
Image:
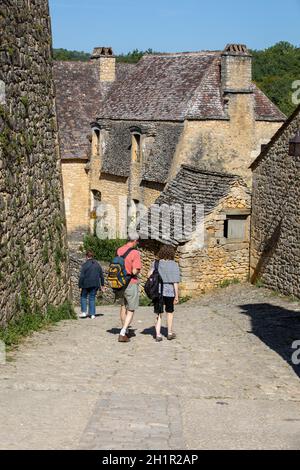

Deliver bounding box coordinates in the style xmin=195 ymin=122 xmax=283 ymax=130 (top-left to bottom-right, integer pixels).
xmin=0 ymin=0 xmax=71 ymax=325
xmin=140 ymin=182 xmax=165 ymax=208
xmin=99 ymin=57 xmax=116 ymax=82
xmin=169 ymin=104 xmax=281 ymax=184
xmin=221 ymin=54 xmax=252 ymax=91
xmin=61 ymin=160 xmax=90 ymax=241
xmin=92 ymin=173 xmax=129 ymax=237
xmin=250 ymin=107 xmax=300 ymax=298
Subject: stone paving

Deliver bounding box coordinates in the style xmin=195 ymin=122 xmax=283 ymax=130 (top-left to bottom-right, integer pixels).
xmin=0 ymin=284 xmax=300 ymax=449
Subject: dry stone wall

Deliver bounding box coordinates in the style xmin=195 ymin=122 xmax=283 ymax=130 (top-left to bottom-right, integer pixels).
xmin=251 ymin=108 xmax=300 ymax=298
xmin=0 ymin=0 xmax=71 ymax=326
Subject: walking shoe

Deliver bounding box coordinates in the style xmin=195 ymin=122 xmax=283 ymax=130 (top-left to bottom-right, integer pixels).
xmin=156 ymin=336 xmax=163 ymax=342
xmin=90 ymin=315 xmax=96 ymax=319
xmin=167 ymin=333 xmax=177 ymax=341
xmin=118 ymin=334 xmax=130 ymax=343
xmin=79 ymin=312 xmax=87 ymax=318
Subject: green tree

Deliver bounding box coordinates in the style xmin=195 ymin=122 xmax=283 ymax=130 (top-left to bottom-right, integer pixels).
xmin=116 ymin=48 xmax=155 ymax=63
xmin=53 ymin=48 xmax=90 ymax=61
xmin=251 ymin=41 xmax=300 ymax=116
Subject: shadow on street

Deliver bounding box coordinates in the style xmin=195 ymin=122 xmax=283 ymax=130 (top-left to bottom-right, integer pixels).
xmin=240 ymin=303 xmax=300 ymax=379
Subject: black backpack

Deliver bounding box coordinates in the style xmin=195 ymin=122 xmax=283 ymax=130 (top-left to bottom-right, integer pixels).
xmin=144 ymin=260 xmax=163 ymax=300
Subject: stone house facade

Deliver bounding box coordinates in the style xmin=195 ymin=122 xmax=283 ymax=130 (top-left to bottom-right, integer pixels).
xmin=139 ymin=165 xmax=251 ymax=296
xmin=54 ymin=44 xmax=285 ymax=243
xmin=250 ymin=105 xmax=300 ymax=298
xmin=0 ymin=0 xmax=71 ymax=325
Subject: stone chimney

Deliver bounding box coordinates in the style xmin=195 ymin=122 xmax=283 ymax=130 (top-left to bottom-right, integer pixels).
xmin=91 ymin=46 xmax=116 ymax=82
xmin=221 ymin=44 xmax=252 ymax=93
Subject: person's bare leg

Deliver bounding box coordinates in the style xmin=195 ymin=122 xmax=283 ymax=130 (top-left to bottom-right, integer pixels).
xmin=123 ymin=310 xmax=134 ymax=332
xmin=155 ymin=314 xmax=162 ymax=338
xmin=120 ymin=305 xmax=127 ymax=327
xmin=167 ymin=312 xmax=174 ymax=336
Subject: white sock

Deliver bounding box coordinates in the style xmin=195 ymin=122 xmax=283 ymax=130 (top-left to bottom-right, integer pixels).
xmin=120 ymin=328 xmax=127 ymax=336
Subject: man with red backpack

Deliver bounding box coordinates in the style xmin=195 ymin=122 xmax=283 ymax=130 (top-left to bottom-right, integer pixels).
xmin=113 ymin=235 xmax=142 ymax=343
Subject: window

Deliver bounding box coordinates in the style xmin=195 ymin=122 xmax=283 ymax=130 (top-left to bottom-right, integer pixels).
xmin=90 ymin=190 xmax=101 ymax=218
xmin=128 ymin=199 xmax=144 ymax=235
xmin=90 ymin=190 xmax=102 ymax=233
xmin=131 ymin=133 xmax=141 ymax=162
xmin=92 ymin=190 xmax=101 ymax=210
xmin=133 ymin=199 xmax=141 ymax=221
xmin=224 ymin=215 xmax=248 ymax=240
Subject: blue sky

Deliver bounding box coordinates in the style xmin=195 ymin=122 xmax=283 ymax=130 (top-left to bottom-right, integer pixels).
xmin=49 ymin=0 xmax=300 ymax=54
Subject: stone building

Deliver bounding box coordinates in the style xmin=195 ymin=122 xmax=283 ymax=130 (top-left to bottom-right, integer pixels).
xmin=139 ymin=165 xmax=251 ymax=296
xmin=54 ymin=44 xmax=285 ymax=241
xmin=250 ymin=104 xmax=300 ymax=298
xmin=0 ymin=0 xmax=71 ymax=325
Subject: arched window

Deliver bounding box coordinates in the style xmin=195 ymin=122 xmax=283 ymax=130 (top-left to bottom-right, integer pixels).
xmin=90 ymin=190 xmax=102 ymax=234
xmin=91 ymin=125 xmax=100 ymax=157
xmin=91 ymin=189 xmax=102 ymax=211
xmin=127 ymin=199 xmax=140 ymax=234
xmin=130 ymin=127 xmax=142 ymax=163
xmin=132 ymin=133 xmax=141 ymax=162
xmin=133 ymin=199 xmax=140 ymax=220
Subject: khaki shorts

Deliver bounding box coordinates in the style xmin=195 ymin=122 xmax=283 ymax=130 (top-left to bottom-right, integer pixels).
xmin=117 ymin=283 xmax=140 ymax=311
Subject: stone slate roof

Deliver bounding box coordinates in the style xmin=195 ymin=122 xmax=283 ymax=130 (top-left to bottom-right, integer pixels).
xmin=53 ymin=61 xmax=135 ymax=160
xmin=253 ymin=86 xmax=286 ymax=121
xmin=139 ymin=165 xmax=249 ymax=245
xmin=99 ymin=52 xmax=286 ymax=122
xmin=142 ymin=123 xmax=184 ymax=183
xmin=250 ymin=104 xmax=300 ymax=170
xmin=101 ymin=121 xmax=184 ymax=182
xmin=53 ymin=50 xmax=285 ymax=164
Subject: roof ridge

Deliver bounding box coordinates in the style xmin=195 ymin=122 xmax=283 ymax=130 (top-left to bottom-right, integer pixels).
xmin=54 ymin=60 xmax=92 ymax=65
xmin=142 ymin=51 xmax=221 ymax=58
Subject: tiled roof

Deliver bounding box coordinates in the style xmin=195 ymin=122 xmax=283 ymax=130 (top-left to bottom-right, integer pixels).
xmin=139 ymin=165 xmax=249 ymax=245
xmin=185 ymin=56 xmax=226 ymax=120
xmin=53 ymin=61 xmax=135 ymax=160
xmin=100 ymin=52 xmax=221 ymax=121
xmin=253 ymin=86 xmax=286 ymax=121
xmin=100 ymin=52 xmax=286 ymax=122
xmin=54 ymin=61 xmax=100 ymax=161
xmin=100 ymin=120 xmax=183 ymax=183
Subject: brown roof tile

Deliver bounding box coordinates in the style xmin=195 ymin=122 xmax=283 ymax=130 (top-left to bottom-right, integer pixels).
xmin=53 ymin=60 xmax=136 ymax=160
xmin=100 ymin=52 xmax=286 ymax=122
xmin=253 ymin=86 xmax=286 ymax=121
xmin=100 ymin=52 xmax=218 ymax=121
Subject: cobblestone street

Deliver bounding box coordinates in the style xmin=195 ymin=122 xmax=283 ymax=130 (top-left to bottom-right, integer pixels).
xmin=0 ymin=284 xmax=300 ymax=450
